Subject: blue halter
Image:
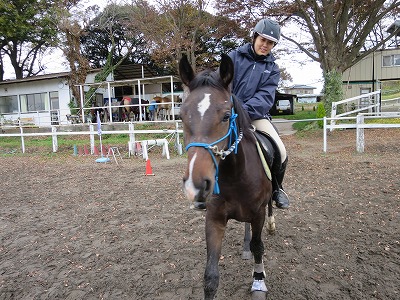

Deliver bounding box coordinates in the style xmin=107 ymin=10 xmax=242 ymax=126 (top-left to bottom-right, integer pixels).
xmin=185 ymin=97 xmax=243 ymax=194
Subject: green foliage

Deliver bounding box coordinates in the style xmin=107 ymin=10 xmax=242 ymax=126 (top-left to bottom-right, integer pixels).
xmin=316 ymin=102 xmax=326 ymax=128
xmin=323 ymin=70 xmax=343 ymax=115
xmin=68 ymin=99 xmax=78 ymax=115
xmin=0 ymin=0 xmax=61 ymax=78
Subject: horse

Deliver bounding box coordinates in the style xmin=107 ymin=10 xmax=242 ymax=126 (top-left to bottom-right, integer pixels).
xmin=153 ymin=96 xmax=172 ymax=120
xmin=179 ymin=54 xmax=277 ymax=300
xmin=121 ymin=96 xmax=149 ymax=121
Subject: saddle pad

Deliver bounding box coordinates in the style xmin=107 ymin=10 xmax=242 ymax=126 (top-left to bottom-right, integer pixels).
xmin=255 ymin=139 xmax=272 ymax=181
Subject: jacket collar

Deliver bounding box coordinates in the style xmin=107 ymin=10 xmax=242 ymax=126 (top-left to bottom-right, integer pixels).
xmin=237 ymin=43 xmax=275 ymax=62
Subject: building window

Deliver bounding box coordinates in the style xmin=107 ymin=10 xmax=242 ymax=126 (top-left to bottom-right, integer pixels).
xmin=50 ymin=91 xmax=59 ymax=110
xmin=382 ymin=54 xmax=400 ymax=67
xmin=0 ymin=95 xmax=18 ymax=113
xmin=20 ymin=92 xmax=49 ymax=112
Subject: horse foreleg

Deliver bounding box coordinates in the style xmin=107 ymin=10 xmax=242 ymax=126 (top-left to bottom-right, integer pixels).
xmin=204 ymin=216 xmax=226 ymax=300
xmin=250 ymin=214 xmax=268 ymax=299
xmin=266 ymin=197 xmax=276 ymax=234
xmin=242 ymin=222 xmax=252 ymax=259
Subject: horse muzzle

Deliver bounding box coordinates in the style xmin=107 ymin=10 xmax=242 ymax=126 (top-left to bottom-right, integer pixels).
xmin=182 ymin=175 xmax=213 ymax=203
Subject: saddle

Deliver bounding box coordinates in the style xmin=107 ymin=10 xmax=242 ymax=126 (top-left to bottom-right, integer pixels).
xmin=252 ymin=129 xmax=281 ymax=190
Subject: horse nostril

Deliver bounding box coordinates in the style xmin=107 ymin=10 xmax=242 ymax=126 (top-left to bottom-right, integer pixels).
xmin=204 ymin=179 xmax=212 ymax=193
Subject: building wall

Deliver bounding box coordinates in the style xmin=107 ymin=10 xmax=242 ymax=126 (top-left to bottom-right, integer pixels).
xmin=0 ymin=77 xmax=72 ymax=125
xmin=342 ymin=48 xmax=400 ymax=99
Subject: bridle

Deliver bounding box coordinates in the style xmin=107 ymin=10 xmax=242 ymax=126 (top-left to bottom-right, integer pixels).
xmin=185 ymin=96 xmax=243 ymax=194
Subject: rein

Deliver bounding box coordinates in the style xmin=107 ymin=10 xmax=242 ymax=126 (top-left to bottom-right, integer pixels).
xmin=185 ymin=96 xmax=243 ymax=194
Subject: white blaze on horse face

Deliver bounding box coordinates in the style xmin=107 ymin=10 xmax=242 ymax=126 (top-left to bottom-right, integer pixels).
xmin=184 ymin=152 xmax=200 ymax=201
xmin=197 ymin=93 xmax=211 ymax=120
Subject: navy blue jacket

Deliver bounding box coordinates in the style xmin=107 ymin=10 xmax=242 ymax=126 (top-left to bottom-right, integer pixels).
xmin=228 ymin=43 xmax=280 ymax=120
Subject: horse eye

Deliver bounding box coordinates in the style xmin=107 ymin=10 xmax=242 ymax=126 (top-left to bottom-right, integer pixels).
xmin=222 ymin=112 xmax=231 ymax=122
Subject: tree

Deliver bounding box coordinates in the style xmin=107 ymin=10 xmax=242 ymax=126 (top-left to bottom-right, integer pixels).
xmin=215 ymin=0 xmax=400 ymax=113
xmin=127 ymin=0 xmax=243 ymax=74
xmin=0 ymin=0 xmax=64 ymax=80
xmin=81 ymin=3 xmax=153 ymax=69
xmin=56 ymin=2 xmax=94 ymax=110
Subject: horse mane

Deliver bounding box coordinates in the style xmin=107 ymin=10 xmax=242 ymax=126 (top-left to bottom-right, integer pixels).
xmin=189 ymin=69 xmax=252 ymax=134
xmin=231 ymin=95 xmax=252 ymax=135
xmin=188 ymin=69 xmax=226 ymax=91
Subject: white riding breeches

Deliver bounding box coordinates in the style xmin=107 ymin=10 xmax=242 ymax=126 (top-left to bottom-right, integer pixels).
xmin=252 ymin=119 xmax=287 ymax=164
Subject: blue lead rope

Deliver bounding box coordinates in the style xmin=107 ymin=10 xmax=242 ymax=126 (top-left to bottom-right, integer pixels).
xmin=185 ymin=103 xmax=241 ymax=194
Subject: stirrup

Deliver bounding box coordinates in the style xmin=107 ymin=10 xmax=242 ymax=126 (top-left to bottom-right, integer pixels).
xmin=273 ymin=189 xmax=289 ymax=209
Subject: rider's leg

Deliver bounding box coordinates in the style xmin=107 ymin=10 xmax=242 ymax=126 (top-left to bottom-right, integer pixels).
xmin=252 ymin=119 xmax=290 ymax=209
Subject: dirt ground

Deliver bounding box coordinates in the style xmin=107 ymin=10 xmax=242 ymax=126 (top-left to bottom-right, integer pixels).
xmin=0 ymin=128 xmax=399 ymax=300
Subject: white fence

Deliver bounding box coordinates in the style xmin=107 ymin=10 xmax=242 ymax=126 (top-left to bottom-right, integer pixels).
xmin=330 ymin=90 xmax=381 ymax=129
xmin=0 ymin=121 xmax=184 ymax=157
xmin=323 ymin=112 xmax=400 ymax=152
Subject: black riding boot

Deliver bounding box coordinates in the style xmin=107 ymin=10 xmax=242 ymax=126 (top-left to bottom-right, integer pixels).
xmin=272 ymin=157 xmax=290 ymax=209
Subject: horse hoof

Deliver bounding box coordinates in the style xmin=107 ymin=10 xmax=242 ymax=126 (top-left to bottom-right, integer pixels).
xmin=251 ymin=291 xmax=267 ymax=300
xmin=267 ymin=225 xmax=276 ymax=235
xmin=242 ymin=251 xmax=252 ymax=260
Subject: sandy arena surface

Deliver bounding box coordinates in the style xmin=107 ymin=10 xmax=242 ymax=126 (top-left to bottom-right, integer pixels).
xmin=0 ymin=128 xmax=399 ymax=299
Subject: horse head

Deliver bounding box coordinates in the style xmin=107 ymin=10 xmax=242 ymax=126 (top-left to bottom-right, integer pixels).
xmin=179 ymin=54 xmax=237 ymax=202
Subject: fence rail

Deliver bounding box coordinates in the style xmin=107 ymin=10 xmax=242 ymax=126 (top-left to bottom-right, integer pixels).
xmin=323 ymin=112 xmax=400 ymax=152
xmin=0 ymin=121 xmax=183 ymax=156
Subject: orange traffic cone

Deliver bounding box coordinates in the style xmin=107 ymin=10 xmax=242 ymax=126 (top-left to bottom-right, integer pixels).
xmin=145 ymin=159 xmax=155 ymax=176
xmin=93 ymin=146 xmax=100 ymax=155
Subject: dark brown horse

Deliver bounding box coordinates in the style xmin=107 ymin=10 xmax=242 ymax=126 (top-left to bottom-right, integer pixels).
xmin=179 ymin=54 xmax=276 ymax=300
xmin=121 ymin=96 xmax=149 ymax=121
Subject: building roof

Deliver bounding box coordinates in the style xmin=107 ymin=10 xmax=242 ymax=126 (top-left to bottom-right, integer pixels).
xmin=0 ymin=64 xmax=159 ymax=86
xmin=113 ymin=64 xmax=157 ymax=80
xmin=286 ymin=84 xmax=316 ymax=89
xmin=0 ymin=71 xmax=70 ymax=86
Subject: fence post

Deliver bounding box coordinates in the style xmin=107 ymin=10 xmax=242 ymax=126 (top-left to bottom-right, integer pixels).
xmin=356 ymin=114 xmax=364 ymax=153
xmin=330 ymin=103 xmax=337 ymax=131
xmin=89 ymin=124 xmax=95 ymax=154
xmin=20 ymin=126 xmax=25 ymax=153
xmin=128 ymin=122 xmax=135 ymax=156
xmin=323 ymin=117 xmax=327 ymax=152
xmin=175 ymin=121 xmax=182 ymax=155
xmin=52 ymin=126 xmax=58 ymax=152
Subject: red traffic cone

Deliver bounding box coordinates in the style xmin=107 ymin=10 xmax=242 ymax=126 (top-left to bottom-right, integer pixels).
xmin=84 ymin=145 xmax=90 ymax=155
xmin=145 ymin=159 xmax=155 ymax=176
xmin=93 ymin=146 xmax=100 ymax=155
xmin=101 ymin=144 xmax=108 ymax=156
xmin=135 ymin=142 xmax=142 ymax=155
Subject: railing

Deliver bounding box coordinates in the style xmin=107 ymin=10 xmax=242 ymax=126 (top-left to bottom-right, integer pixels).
xmin=330 ymin=90 xmax=381 ymax=130
xmin=0 ymin=121 xmax=184 ymax=156
xmin=323 ymin=112 xmax=400 ymax=152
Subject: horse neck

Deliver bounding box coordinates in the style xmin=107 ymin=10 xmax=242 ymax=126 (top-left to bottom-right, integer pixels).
xmin=219 ymin=132 xmax=253 ymax=177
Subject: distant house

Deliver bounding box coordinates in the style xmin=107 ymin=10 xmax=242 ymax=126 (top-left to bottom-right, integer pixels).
xmin=341 ymin=20 xmax=400 ymax=99
xmin=283 ymin=84 xmax=316 ymax=95
xmin=0 ymin=70 xmax=111 ymax=126
xmin=283 ymin=85 xmax=321 ymax=103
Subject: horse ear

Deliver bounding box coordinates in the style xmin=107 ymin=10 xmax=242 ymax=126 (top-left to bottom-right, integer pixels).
xmin=179 ymin=55 xmax=195 ymax=87
xmin=219 ymin=54 xmax=234 ymax=88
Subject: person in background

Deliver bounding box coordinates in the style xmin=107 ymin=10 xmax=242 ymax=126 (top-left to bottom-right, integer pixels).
xmin=148 ymin=99 xmax=157 ymax=121
xmin=228 ymin=18 xmax=290 ymax=209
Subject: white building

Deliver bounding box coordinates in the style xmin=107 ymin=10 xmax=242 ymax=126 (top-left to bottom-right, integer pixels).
xmin=0 ymin=65 xmax=181 ymax=126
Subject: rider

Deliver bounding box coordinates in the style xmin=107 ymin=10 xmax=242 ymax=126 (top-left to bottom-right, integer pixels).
xmin=228 ymin=18 xmax=290 ymax=209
